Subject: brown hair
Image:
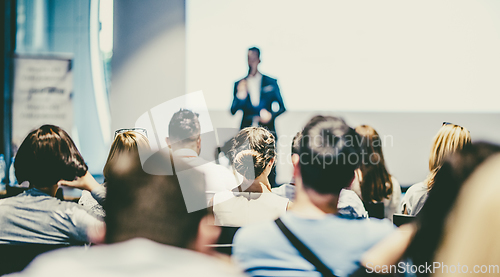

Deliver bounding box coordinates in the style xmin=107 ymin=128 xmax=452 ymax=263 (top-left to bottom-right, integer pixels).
xmin=231 ymin=127 xmax=276 ymax=180
xmin=14 ymin=125 xmax=88 ymax=188
xmin=168 ymin=109 xmax=200 ymax=144
xmin=355 ymin=125 xmax=393 ymax=202
xmin=425 ymin=123 xmax=471 ymax=189
xmin=104 ymin=151 xmax=207 ymax=248
xmin=103 ymin=131 xmax=150 ymax=180
xmin=299 ymin=115 xmax=361 ymax=194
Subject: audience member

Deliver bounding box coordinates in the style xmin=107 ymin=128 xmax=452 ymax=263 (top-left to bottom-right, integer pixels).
xmin=4 ymin=115 xmax=497 ymax=277
xmin=337 ymin=188 xmax=369 ymax=219
xmin=0 ymin=125 xmax=104 ymax=245
xmin=272 ymin=130 xmax=368 ymax=219
xmin=168 ymin=109 xmax=238 ymax=204
xmin=271 ymin=131 xmax=301 ymax=200
xmin=232 ymin=116 xmax=394 ymax=276
xmin=10 ymin=148 xmax=245 ymax=276
xmin=212 ymin=127 xmax=289 ymax=227
xmin=434 ymin=153 xmax=500 ymax=276
xmin=360 ymin=142 xmax=500 ymax=276
xmin=78 ymin=129 xmax=150 ymax=217
xmin=350 ymin=125 xmax=401 ymax=221
xmin=400 ymin=122 xmax=470 ymax=215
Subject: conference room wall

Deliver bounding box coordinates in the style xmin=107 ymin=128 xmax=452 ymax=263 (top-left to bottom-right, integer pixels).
xmin=111 ymin=1 xmax=500 ymax=186
xmin=110 ymin=0 xmax=186 ymax=132
xmin=207 ymin=110 xmax=500 ymax=187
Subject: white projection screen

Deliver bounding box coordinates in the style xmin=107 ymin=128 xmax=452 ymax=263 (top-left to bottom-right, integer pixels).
xmin=187 ymin=0 xmax=500 ymax=112
xmin=186 ymin=0 xmax=500 ymax=185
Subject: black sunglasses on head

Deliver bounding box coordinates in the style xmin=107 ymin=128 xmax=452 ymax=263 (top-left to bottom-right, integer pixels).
xmin=442 ymin=122 xmax=469 ymax=132
xmin=114 ymin=128 xmax=148 ymax=139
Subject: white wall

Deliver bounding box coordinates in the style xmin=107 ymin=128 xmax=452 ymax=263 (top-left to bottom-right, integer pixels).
xmin=187 ymin=0 xmax=500 ymax=113
xmin=111 ymin=0 xmax=500 ymax=187
xmin=110 ymin=0 xmax=186 ymax=132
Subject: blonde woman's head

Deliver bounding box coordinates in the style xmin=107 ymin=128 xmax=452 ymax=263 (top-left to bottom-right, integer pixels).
xmin=103 ymin=131 xmax=150 ymax=180
xmin=426 ymin=123 xmax=471 ymax=188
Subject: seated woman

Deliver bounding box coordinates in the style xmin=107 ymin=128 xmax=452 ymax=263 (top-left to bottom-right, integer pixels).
xmin=0 ymin=125 xmax=104 ymax=245
xmin=350 ymin=125 xmax=401 ymax=221
xmin=78 ymin=130 xmax=150 ymax=217
xmin=212 ymin=127 xmax=289 ymax=227
xmin=400 ymin=122 xmax=470 ymax=215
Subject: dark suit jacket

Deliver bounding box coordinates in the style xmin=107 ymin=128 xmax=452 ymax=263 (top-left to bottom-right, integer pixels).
xmin=230 ymin=74 xmax=286 ymax=135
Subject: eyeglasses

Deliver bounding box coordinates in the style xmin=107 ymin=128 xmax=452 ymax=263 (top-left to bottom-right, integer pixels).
xmin=114 ymin=128 xmax=148 ymax=139
xmin=442 ymin=122 xmax=469 ymax=132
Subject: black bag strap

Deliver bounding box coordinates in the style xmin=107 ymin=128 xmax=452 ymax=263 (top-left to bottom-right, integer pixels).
xmin=275 ymin=218 xmax=337 ymax=277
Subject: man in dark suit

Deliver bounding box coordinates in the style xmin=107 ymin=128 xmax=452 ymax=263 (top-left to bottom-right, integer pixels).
xmin=230 ymin=47 xmax=286 ymax=137
xmin=230 ymin=47 xmax=285 ymax=187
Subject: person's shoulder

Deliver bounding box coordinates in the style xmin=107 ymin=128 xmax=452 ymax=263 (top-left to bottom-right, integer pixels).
xmin=267 ymin=191 xmax=289 ymax=200
xmin=200 ymin=160 xmax=238 ymax=188
xmin=78 ymin=190 xmax=93 ymax=203
xmin=405 ymin=181 xmax=427 ymax=196
xmin=262 ymin=74 xmax=278 ymax=83
xmin=233 ymin=218 xmax=279 ymax=247
xmin=363 ymin=217 xmax=395 ymax=229
xmin=183 ymin=156 xmax=228 ymax=175
xmin=358 ymin=218 xmax=396 ymax=240
xmin=204 ymin=160 xmax=233 ymax=175
xmin=390 ymin=176 xmax=401 ymax=187
xmin=339 ymin=188 xmax=359 ymax=199
xmin=337 ymin=214 xmax=394 ymax=231
xmin=271 ymin=184 xmax=286 ymax=196
xmin=235 ymin=77 xmax=246 ymax=84
xmin=21 ymin=191 xmax=83 ymax=210
xmin=338 ymin=189 xmax=364 ymax=208
xmin=16 ymin=245 xmax=90 ymax=275
xmin=56 ymin=196 xmax=88 ymax=210
xmin=388 ymin=177 xmax=401 ymax=195
xmin=17 ymin=239 xmax=245 ymax=277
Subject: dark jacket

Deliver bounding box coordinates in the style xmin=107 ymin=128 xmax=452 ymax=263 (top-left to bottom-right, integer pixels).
xmin=230 ymin=74 xmax=286 ymax=135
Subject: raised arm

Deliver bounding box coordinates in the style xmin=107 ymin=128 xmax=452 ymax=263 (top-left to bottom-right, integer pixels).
xmin=58 ymin=171 xmax=106 ymax=206
xmin=271 ymin=80 xmax=286 ymax=119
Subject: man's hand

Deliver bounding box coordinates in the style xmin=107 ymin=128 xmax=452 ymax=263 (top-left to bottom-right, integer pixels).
xmin=259 ymin=109 xmax=272 ymax=124
xmin=58 ymin=171 xmax=100 ymax=192
xmin=236 ymin=79 xmax=248 ymax=100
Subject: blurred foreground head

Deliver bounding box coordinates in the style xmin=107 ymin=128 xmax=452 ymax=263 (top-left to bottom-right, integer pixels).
xmin=434 ymin=151 xmax=500 ymax=274
xmin=104 ymin=149 xmax=217 ymax=251
xmin=298 ymin=115 xmax=361 ymax=195
xmin=406 ymin=142 xmax=500 ymax=268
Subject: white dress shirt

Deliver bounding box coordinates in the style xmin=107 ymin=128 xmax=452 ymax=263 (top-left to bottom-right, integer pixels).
xmin=213 ymin=190 xmax=289 ymax=227
xmin=246 ymin=72 xmax=262 ymax=107
xmin=173 ymin=149 xmax=239 ymax=205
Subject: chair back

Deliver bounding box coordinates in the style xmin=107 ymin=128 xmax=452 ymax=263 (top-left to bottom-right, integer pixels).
xmin=364 ymin=202 xmax=384 ymax=219
xmin=393 ymin=214 xmax=416 ymax=227
xmin=0 ymin=244 xmax=73 ymax=275
xmin=210 ymin=226 xmax=240 ymax=255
